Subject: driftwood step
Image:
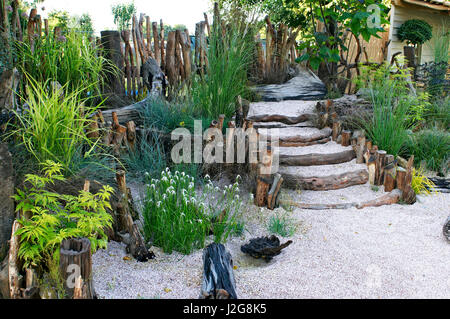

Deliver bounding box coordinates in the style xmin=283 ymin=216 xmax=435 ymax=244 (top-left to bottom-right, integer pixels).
xmin=253 ymin=121 xmax=315 ymax=129
xmin=277 ymin=141 xmax=356 ymax=166
xmin=278 ymin=160 xmax=368 ymax=190
xmin=258 ymin=127 xmax=332 ymax=145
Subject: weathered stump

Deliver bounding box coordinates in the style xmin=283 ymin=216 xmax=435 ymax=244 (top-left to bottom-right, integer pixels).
xmin=59 ymin=238 xmax=94 ymax=299
xmin=0 ymin=143 xmax=14 ymax=261
xmin=200 ymin=243 xmax=237 ymax=299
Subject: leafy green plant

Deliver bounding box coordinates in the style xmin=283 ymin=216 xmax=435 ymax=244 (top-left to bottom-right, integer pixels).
xmin=191 ymin=20 xmax=253 ymax=118
xmin=111 ymin=2 xmax=136 ymax=31
xmin=11 ymin=75 xmax=101 ymax=173
xmin=397 ymin=19 xmax=433 ymax=47
xmin=405 ymin=129 xmax=450 ymax=174
xmin=13 ymin=161 xmax=113 ymax=270
xmin=411 ymin=167 xmax=437 ymax=195
xmin=267 ymin=214 xmax=296 ymax=237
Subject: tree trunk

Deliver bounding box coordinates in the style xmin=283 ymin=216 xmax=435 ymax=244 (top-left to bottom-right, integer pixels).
xmin=59 ymin=238 xmax=95 ymax=299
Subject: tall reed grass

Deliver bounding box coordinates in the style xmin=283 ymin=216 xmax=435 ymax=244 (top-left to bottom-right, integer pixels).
xmin=191 ymin=20 xmax=254 ymax=118
xmin=12 ymin=75 xmax=100 ymax=172
xmin=16 ymin=31 xmax=112 ymax=99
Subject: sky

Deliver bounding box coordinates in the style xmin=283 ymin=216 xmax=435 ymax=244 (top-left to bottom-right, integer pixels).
xmin=37 ymin=0 xmax=211 ymax=35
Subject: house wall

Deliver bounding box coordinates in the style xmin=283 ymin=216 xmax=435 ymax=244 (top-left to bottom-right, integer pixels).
xmin=387 ymin=5 xmax=450 ymax=64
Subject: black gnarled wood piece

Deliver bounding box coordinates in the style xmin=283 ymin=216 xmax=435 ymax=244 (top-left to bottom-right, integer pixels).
xmin=200 ymin=243 xmax=237 ymax=299
xmin=241 ymin=235 xmax=292 ymax=262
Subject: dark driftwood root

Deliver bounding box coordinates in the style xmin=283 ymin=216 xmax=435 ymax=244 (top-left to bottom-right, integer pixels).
xmin=241 ymin=235 xmax=292 ymax=262
xmin=200 ymin=243 xmax=237 ymax=299
xmin=280 ymin=149 xmax=356 ymax=166
xmin=282 ymin=169 xmax=368 ymax=191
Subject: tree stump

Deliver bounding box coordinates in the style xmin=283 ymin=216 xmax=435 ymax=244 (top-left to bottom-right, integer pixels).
xmin=200 ymin=243 xmax=237 ymax=299
xmin=59 ymin=238 xmax=94 ymax=299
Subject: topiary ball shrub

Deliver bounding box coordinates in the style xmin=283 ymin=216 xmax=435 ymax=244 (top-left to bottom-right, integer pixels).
xmin=397 ymin=19 xmax=433 ymax=46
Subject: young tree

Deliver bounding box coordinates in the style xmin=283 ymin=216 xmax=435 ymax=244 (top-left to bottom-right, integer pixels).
xmin=111 ymin=1 xmax=137 ymax=31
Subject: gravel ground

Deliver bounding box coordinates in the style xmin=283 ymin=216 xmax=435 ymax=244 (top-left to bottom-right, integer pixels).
xmin=92 ymin=187 xmax=450 ymax=299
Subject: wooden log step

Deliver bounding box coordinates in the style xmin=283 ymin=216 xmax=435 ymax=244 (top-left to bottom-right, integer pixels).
xmin=279 ymin=149 xmax=356 ymax=166
xmin=280 ymin=164 xmax=368 ymax=190
xmin=276 ymin=137 xmax=331 ymax=148
xmin=258 ymin=127 xmax=332 ymax=143
xmin=280 ymin=189 xmax=401 ymax=209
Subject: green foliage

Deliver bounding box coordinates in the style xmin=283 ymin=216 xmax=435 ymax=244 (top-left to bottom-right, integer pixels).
xmin=295 ymin=0 xmax=389 ymax=70
xmin=429 ymin=21 xmax=449 ymax=64
xmin=423 ymin=97 xmax=450 ymax=130
xmin=13 ymin=161 xmax=113 ymax=270
xmin=203 ymin=174 xmax=245 ymax=243
xmin=191 ymin=20 xmax=253 ymax=118
xmin=111 ymin=2 xmax=137 ymax=31
xmin=405 ymin=129 xmax=450 ymax=174
xmin=11 ymin=75 xmax=100 ymax=173
xmin=267 ymin=214 xmax=296 ymax=237
xmin=76 ymin=13 xmax=95 ymax=37
xmin=411 ymin=168 xmax=437 ymax=195
xmin=48 ymin=10 xmax=71 ymax=32
xmin=355 ymin=61 xmax=430 ymax=156
xmin=397 ymin=19 xmax=433 ymax=47
xmin=142 ymin=169 xmax=210 ymax=254
xmin=16 ymin=30 xmax=112 ymax=98
xmin=142 ymin=169 xmax=244 ymax=254
xmin=123 ymin=130 xmax=167 ymax=182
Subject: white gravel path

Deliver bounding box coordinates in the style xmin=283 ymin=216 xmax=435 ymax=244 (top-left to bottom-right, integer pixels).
xmin=92 ymin=190 xmax=450 ymax=299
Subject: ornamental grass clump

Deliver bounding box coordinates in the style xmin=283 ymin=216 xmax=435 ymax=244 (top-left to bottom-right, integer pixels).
xmin=142 ymin=169 xmax=244 ymax=254
xmin=143 ymin=169 xmax=210 ymax=254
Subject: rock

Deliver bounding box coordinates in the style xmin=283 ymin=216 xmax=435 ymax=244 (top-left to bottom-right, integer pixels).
xmin=0 ymin=143 xmax=14 ymax=261
xmin=254 ymin=67 xmax=327 ymax=102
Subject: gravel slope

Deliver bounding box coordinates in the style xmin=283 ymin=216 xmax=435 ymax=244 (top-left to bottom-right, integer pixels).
xmin=92 ymin=191 xmax=450 ymax=299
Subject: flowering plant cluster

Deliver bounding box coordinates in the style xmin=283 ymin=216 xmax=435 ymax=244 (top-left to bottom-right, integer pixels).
xmin=142 ymin=169 xmax=244 ymax=254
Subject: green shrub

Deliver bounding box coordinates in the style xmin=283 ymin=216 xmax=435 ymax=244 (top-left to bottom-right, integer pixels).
xmin=11 ymin=76 xmax=100 ymax=173
xmin=13 ymin=161 xmax=113 ymax=270
xmin=397 ymin=19 xmax=433 ymax=46
xmin=267 ymin=214 xmax=296 ymax=237
xmin=423 ymin=97 xmax=450 ymax=129
xmin=191 ymin=20 xmax=253 ymax=118
xmin=405 ymin=129 xmax=450 ymax=174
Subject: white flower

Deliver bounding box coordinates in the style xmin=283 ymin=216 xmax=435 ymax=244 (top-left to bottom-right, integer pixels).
xmin=205 ymin=174 xmax=210 ymax=180
xmin=215 ymin=186 xmax=219 ymax=192
xmin=189 ymin=182 xmax=194 ymax=189
xmin=235 ymin=195 xmax=240 ymax=200
xmin=156 ymin=201 xmax=161 ymax=207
